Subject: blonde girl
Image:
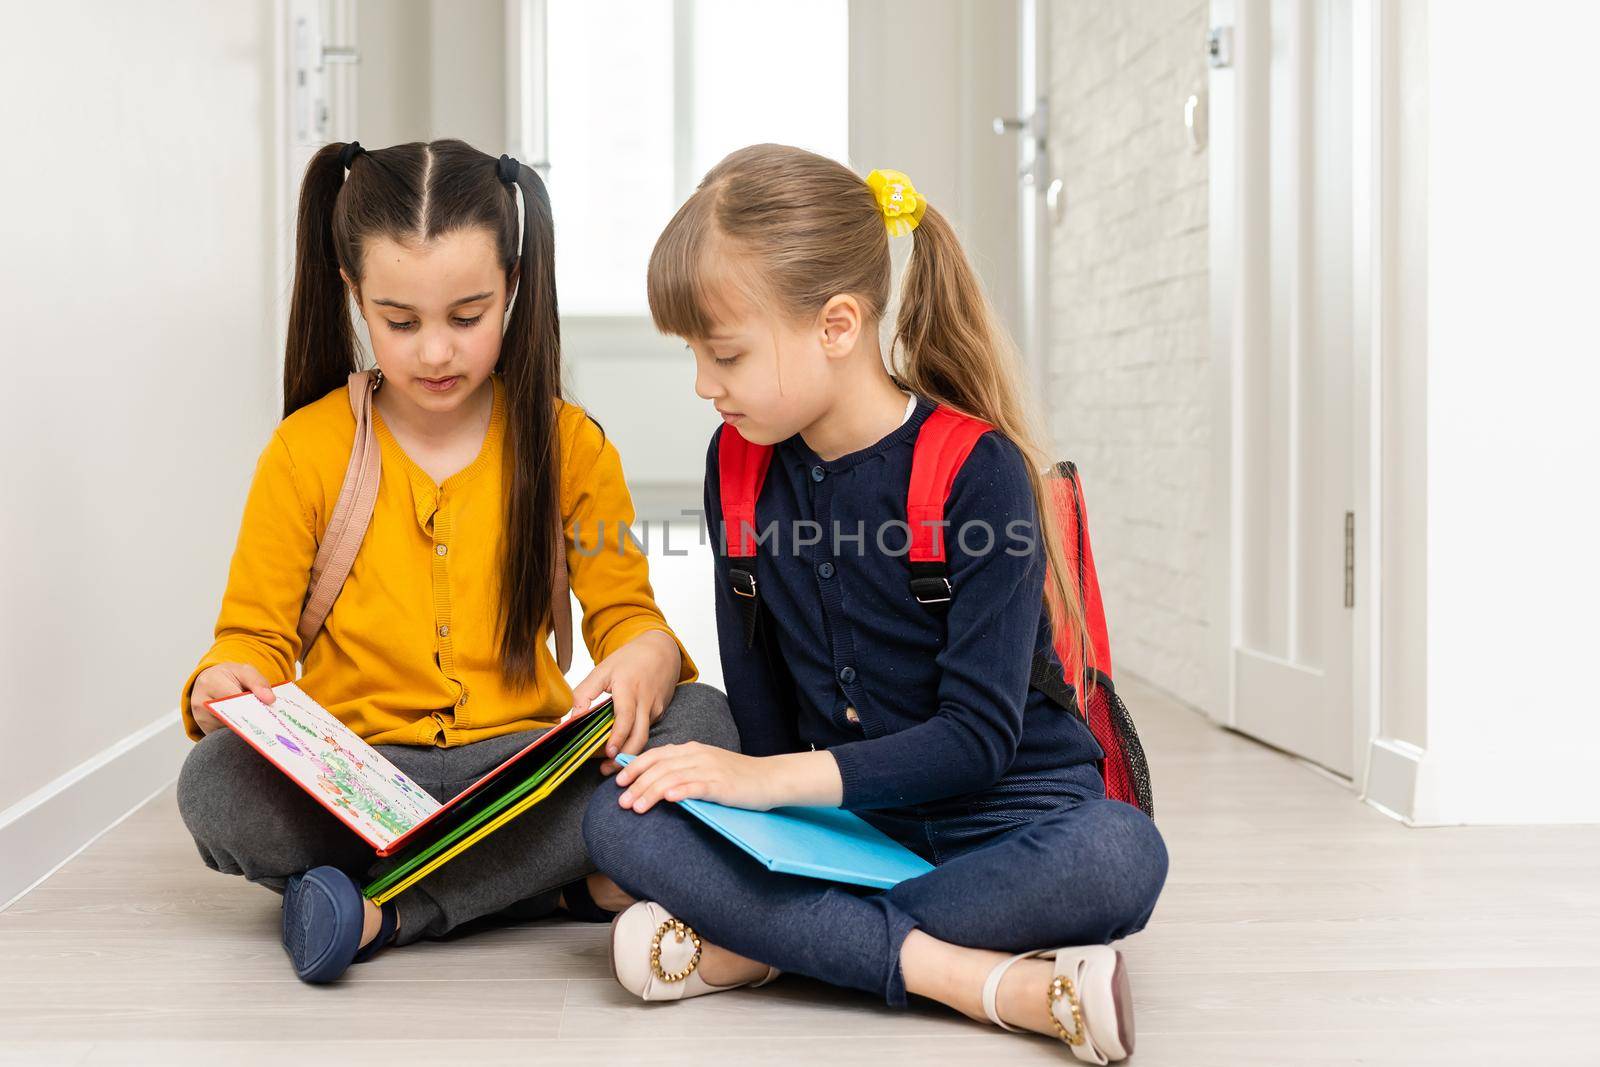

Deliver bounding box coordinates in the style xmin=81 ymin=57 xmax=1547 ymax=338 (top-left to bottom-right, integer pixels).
xmin=582 ymin=145 xmax=1166 ymax=1063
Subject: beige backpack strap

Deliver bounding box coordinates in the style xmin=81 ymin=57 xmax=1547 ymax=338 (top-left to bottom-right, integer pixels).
xmin=297 ymin=371 xmax=382 ymax=656
xmin=294 ymin=369 xmax=573 ymax=673
xmin=551 ymin=520 xmax=573 ymax=673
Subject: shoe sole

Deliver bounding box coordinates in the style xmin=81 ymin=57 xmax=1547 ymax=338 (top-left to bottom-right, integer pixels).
xmin=607 ymin=908 xmax=625 ymax=989
xmin=297 ymin=882 xmax=344 ymax=981
xmin=284 ymin=871 xmax=362 ymax=984
xmin=1111 ymin=950 xmax=1134 ymax=1058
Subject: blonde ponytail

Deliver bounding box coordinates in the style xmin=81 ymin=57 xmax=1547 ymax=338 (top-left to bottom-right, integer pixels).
xmin=891 ymin=206 xmax=1092 ymax=683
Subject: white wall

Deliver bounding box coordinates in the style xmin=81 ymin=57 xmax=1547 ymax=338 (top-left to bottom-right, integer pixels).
xmin=354 ymin=0 xmax=505 ymax=152
xmin=355 ymin=0 xmax=432 ymax=149
xmin=1386 ymin=0 xmax=1600 ymax=824
xmin=850 ymin=0 xmax=1022 ymax=341
xmin=1044 ymin=0 xmax=1213 ymax=707
xmin=427 ymin=0 xmax=506 ymax=151
xmin=0 ymin=2 xmax=282 ymax=904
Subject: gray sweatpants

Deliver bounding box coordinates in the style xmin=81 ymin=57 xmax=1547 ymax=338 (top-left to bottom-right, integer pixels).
xmin=175 ymin=682 xmax=738 ymax=945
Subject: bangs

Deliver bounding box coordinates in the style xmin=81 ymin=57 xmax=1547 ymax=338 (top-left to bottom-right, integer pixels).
xmin=646 ymin=197 xmax=760 ymax=339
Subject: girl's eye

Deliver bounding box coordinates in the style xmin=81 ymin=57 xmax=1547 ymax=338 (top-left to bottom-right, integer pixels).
xmin=383 ymin=316 xmax=482 ymax=331
xmin=714 ymin=355 xmax=741 ymax=367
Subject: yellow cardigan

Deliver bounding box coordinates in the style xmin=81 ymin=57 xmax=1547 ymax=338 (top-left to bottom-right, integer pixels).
xmin=180 ymin=373 xmax=695 ymax=744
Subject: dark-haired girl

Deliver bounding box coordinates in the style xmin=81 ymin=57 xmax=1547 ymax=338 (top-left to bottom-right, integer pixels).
xmin=176 ymin=139 xmax=735 ymax=984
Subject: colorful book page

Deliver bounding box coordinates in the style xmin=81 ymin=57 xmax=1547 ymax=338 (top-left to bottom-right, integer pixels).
xmin=207 ymin=683 xmax=441 ymax=850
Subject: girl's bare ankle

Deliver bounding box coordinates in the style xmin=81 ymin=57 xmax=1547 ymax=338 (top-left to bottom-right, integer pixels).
xmin=359 ymin=898 xmax=382 ymax=948
xmin=994 ymin=958 xmax=1056 ymax=1035
xmin=696 ymin=941 xmax=768 ymax=987
xmin=586 ymin=872 xmax=635 ymax=912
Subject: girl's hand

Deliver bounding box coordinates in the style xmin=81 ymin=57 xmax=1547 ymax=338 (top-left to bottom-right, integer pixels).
xmin=570 ymin=629 xmax=682 ymax=774
xmin=189 ymin=663 xmax=277 ymax=735
xmin=614 ymin=743 xmax=776 ymax=813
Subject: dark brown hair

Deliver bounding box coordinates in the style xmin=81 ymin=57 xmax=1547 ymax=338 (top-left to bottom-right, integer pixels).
xmin=285 ymin=139 xmax=562 ymax=689
xmin=648 ymin=143 xmax=1089 ymax=675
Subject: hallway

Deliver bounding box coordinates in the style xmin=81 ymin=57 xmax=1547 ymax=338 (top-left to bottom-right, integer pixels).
xmin=4 ymin=668 xmax=1595 ymax=1065
xmin=4 ymin=3 xmax=1600 ymax=1063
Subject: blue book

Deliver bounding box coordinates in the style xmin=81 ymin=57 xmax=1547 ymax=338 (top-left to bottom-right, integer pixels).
xmin=614 ymin=754 xmax=934 ymax=889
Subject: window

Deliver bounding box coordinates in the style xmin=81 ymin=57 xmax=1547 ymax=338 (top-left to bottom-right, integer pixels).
xmin=530 ymin=0 xmax=849 ymax=317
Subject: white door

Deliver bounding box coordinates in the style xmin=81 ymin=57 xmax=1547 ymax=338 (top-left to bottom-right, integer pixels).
xmin=1211 ymin=0 xmax=1357 ymax=776
xmin=274 ymin=0 xmax=360 ymax=374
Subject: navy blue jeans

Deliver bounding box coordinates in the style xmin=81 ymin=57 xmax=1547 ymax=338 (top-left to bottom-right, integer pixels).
xmin=582 ymin=766 xmax=1168 ymax=1007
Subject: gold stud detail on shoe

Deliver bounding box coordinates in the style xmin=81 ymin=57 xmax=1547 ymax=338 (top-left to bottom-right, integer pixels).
xmin=650 ymin=918 xmax=702 ymax=983
xmin=1047 ymin=974 xmax=1086 ymax=1046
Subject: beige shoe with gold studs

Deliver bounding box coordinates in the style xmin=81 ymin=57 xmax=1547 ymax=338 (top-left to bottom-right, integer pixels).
xmin=609 ymin=901 xmax=780 ymax=1002
xmin=981 ymin=945 xmax=1134 ymax=1063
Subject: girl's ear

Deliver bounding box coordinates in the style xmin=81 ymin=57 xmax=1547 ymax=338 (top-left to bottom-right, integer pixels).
xmin=338 ymin=268 xmax=362 ymax=309
xmin=818 ymin=294 xmax=863 ymax=360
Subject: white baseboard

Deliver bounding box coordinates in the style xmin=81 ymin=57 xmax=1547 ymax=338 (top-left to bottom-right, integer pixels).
xmin=0 ymin=713 xmax=188 ymax=911
xmin=1363 ymin=734 xmax=1600 ymax=826
xmin=1362 ymin=736 xmax=1424 ymax=823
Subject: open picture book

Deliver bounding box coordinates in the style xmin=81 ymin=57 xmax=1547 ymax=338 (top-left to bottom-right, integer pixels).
xmin=205 ymin=682 xmax=614 ymax=904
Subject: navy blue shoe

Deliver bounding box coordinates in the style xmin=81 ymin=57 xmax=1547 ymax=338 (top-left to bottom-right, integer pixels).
xmin=282 ymin=866 xmax=366 ymax=984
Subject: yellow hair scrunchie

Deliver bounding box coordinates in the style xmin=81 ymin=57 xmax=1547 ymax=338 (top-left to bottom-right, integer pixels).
xmin=866 ymin=169 xmax=926 ymax=237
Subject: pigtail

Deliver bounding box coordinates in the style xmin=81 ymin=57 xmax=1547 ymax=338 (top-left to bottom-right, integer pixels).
xmin=284 ymin=137 xmax=575 ymax=690
xmin=892 ymin=204 xmax=1093 ymax=685
xmin=495 ymin=160 xmax=564 ymax=689
xmin=284 ymin=141 xmax=361 ymax=419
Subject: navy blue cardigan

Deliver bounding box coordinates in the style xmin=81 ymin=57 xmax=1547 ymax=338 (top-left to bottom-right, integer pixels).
xmin=704 ymin=396 xmax=1104 ymax=813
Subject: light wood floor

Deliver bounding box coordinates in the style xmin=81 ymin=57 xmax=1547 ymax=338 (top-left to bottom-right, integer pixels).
xmin=3 ymin=673 xmax=1598 ymax=1066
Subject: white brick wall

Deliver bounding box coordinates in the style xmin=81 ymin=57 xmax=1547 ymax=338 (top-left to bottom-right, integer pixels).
xmin=1045 ymin=0 xmax=1212 ymax=709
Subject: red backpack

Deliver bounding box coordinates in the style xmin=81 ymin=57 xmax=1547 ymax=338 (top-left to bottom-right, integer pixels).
xmin=717 ymin=405 xmax=1155 ymax=818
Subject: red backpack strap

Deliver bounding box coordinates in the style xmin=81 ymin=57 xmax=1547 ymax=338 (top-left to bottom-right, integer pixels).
xmin=1050 ymin=461 xmax=1113 ymax=684
xmin=1030 ymin=460 xmax=1117 ymax=721
xmin=905 ymin=405 xmax=996 ymax=608
xmin=902 ymin=427 xmax=1150 ymax=813
xmin=717 ymin=424 xmax=775 ymax=647
xmin=1047 ymin=461 xmax=1154 ymax=817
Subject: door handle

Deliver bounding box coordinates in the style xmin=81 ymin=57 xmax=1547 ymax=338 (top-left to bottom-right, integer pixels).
xmin=1046 ymin=177 xmax=1065 ymax=225
xmin=993 ymin=100 xmax=1050 ymax=187
xmin=1185 ymin=88 xmax=1208 ymax=153
xmin=991 ymin=108 xmax=1047 ymax=142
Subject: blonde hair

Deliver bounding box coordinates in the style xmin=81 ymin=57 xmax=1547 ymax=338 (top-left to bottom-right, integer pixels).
xmin=648 ymin=143 xmax=1091 ymax=685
